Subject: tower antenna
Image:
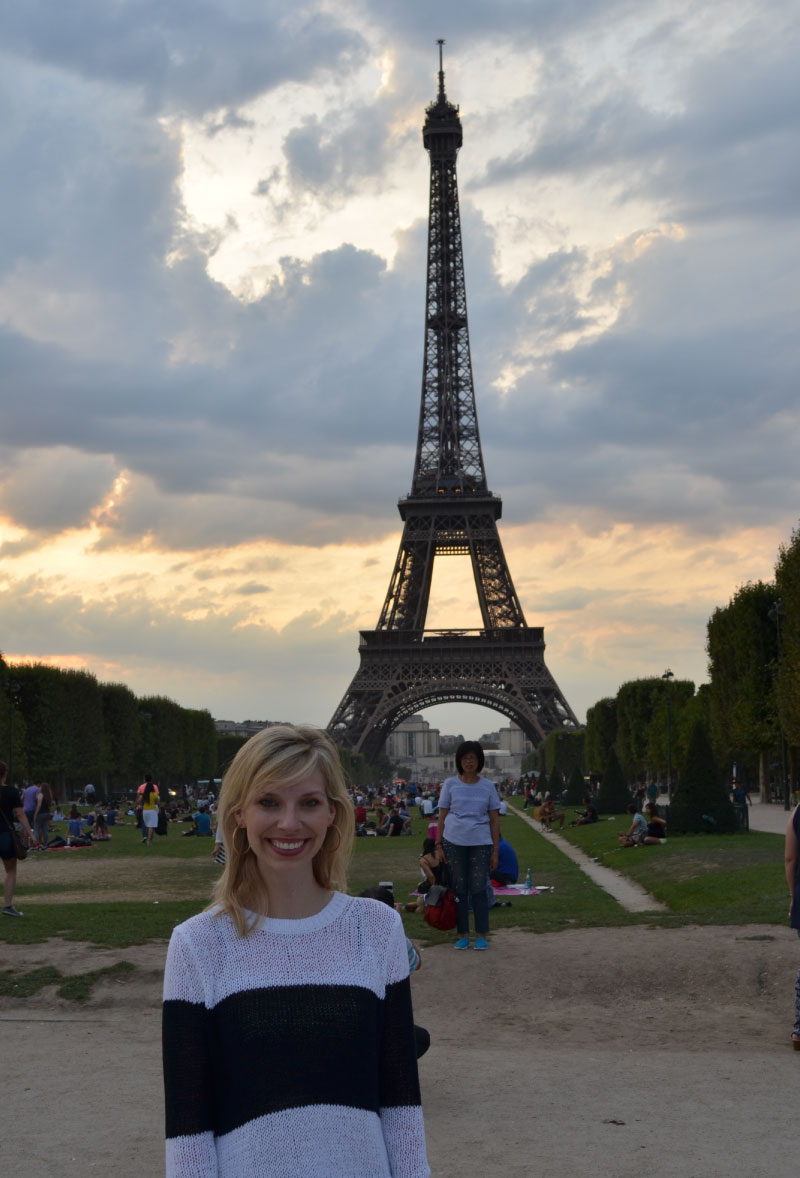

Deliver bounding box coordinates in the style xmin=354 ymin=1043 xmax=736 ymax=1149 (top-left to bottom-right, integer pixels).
xmin=437 ymin=38 xmax=445 ymax=99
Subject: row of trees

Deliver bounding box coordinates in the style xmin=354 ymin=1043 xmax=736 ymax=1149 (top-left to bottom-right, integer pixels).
xmin=1 ymin=655 xmax=397 ymax=799
xmin=1 ymin=656 xmax=218 ymax=796
xmin=525 ymin=523 xmax=800 ymax=809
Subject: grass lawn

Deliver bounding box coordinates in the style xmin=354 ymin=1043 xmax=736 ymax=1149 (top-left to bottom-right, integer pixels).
xmin=1 ymin=805 xmax=789 ymax=949
xmin=549 ymin=805 xmax=788 ymax=925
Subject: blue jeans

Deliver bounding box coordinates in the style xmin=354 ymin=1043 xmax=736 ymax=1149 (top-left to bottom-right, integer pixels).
xmin=443 ymin=841 xmax=491 ymax=936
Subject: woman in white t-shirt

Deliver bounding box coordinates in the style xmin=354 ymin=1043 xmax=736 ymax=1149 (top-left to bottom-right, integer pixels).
xmin=435 ymin=741 xmax=500 ymax=951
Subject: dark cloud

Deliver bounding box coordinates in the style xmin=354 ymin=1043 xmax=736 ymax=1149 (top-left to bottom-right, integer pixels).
xmin=0 ymin=0 xmax=797 ymax=562
xmin=0 ymin=2 xmax=366 ymax=116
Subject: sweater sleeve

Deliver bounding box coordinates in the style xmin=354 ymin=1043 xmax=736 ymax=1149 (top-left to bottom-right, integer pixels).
xmin=378 ymin=914 xmax=430 ymax=1178
xmin=162 ymin=925 xmax=219 ymax=1178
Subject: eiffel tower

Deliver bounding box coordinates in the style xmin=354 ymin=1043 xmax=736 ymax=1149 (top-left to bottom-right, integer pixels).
xmin=328 ymin=44 xmax=579 ymax=762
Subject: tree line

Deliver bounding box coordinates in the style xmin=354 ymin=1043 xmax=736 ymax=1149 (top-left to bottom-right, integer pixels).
xmin=0 ymin=655 xmax=397 ymax=799
xmin=526 ymin=523 xmax=800 ymax=804
xmin=0 ymin=657 xmax=218 ymax=797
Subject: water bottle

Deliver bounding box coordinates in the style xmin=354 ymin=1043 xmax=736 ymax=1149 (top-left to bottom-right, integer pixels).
xmin=524 ymin=867 xmax=532 ymax=890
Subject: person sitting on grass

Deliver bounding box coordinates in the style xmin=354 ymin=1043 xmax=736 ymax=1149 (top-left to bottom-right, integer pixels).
xmin=619 ymin=803 xmax=648 ymax=847
xmin=92 ymin=807 xmax=111 ymax=840
xmin=572 ymin=796 xmax=598 ymax=826
xmin=490 ymin=833 xmax=519 ymax=886
xmin=540 ymin=794 xmax=565 ymax=832
xmin=182 ymin=805 xmax=213 ymax=837
xmin=643 ymin=802 xmax=667 ymax=844
xmin=67 ymin=805 xmax=84 ymax=839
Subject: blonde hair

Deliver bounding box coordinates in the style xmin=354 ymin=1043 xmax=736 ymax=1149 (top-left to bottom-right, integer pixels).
xmin=209 ymin=724 xmax=354 ymax=936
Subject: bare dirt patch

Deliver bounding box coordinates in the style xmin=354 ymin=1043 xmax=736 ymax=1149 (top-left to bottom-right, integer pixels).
xmin=4 ymin=923 xmax=799 ymax=1178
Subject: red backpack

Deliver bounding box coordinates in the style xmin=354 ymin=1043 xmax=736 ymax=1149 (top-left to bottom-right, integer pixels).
xmin=423 ymin=884 xmax=458 ymax=930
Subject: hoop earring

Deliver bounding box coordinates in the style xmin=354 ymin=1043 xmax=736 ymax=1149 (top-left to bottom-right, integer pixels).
xmin=233 ymin=826 xmax=250 ymax=855
xmin=326 ymin=824 xmax=342 ymax=852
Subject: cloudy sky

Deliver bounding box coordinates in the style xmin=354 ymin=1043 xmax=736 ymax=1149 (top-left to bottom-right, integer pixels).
xmin=1 ymin=0 xmax=798 ymax=742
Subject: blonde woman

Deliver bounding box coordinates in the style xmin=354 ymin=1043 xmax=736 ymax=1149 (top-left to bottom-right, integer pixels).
xmin=162 ymin=724 xmax=429 ymax=1178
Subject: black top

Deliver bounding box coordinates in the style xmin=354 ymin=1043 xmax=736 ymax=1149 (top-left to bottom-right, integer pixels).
xmin=0 ymin=784 xmax=23 ymax=828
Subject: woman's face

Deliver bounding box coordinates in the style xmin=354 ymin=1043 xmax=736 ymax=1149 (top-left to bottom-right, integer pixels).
xmin=460 ymin=751 xmax=479 ymax=775
xmin=236 ymin=769 xmax=335 ymax=880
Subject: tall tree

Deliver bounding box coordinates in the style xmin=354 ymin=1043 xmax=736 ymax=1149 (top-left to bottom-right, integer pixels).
xmin=775 ymin=526 xmax=800 ymax=749
xmin=584 ymin=698 xmax=617 ymax=775
xmin=707 ymin=580 xmax=780 ymax=801
xmin=62 ymin=669 xmax=105 ymax=790
xmin=101 ymin=683 xmax=139 ymax=788
xmin=616 ymin=678 xmax=684 ymax=782
xmin=540 ymin=729 xmax=585 ymax=775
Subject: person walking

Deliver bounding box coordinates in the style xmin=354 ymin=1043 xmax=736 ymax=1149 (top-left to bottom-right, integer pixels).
xmin=786 ymin=801 xmax=800 ymax=1050
xmin=0 ymin=760 xmax=35 ymax=916
xmin=140 ymin=774 xmax=159 ymax=846
xmin=162 ymin=724 xmax=429 ymax=1178
xmin=435 ymin=740 xmax=501 ymax=951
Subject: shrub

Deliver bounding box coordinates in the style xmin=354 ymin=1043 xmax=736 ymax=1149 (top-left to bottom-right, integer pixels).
xmin=669 ymin=722 xmax=738 ymax=834
xmin=596 ymin=748 xmax=632 ymax=814
xmin=565 ymin=765 xmax=586 ymax=805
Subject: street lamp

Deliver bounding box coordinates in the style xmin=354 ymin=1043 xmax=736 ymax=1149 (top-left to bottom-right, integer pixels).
xmin=768 ymin=598 xmax=790 ymax=810
xmin=662 ymin=669 xmax=674 ymax=800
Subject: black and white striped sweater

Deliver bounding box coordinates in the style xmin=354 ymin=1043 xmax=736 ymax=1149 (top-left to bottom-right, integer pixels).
xmin=162 ymin=892 xmax=430 ymax=1178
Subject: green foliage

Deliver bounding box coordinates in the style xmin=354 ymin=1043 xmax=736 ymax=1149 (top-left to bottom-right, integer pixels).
xmin=565 ymin=765 xmax=586 ymax=805
xmin=336 ymin=746 xmax=394 ymax=787
xmin=595 ymin=747 xmax=631 ymax=814
xmin=615 ymin=677 xmax=695 ymax=782
xmin=216 ymin=733 xmax=249 ymax=776
xmin=57 ymin=960 xmax=137 ymax=1001
xmin=584 ymin=698 xmax=617 ymax=774
xmin=101 ymin=683 xmax=139 ymax=787
xmin=540 ymin=729 xmax=585 ymax=775
xmin=0 ymin=654 xmax=28 ymax=783
xmin=2 ymin=659 xmax=226 ymax=791
xmin=0 ymin=965 xmax=62 ymax=997
xmin=669 ymin=722 xmax=738 ymax=834
xmin=547 ymin=767 xmax=564 ymax=800
xmin=707 ymin=580 xmax=780 ymax=768
xmin=775 ymin=527 xmax=800 ymax=746
xmin=536 ymin=767 xmax=548 ymax=796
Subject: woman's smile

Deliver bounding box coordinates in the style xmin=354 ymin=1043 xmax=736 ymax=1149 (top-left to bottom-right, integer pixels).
xmin=237 ymin=769 xmax=335 ymax=871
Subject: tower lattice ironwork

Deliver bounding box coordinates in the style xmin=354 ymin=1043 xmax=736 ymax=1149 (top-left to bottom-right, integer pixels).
xmin=328 ymin=45 xmax=578 ymax=762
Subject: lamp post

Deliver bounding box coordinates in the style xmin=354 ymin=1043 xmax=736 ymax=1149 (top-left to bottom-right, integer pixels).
xmin=768 ymin=598 xmax=790 ymax=810
xmin=662 ymin=669 xmax=674 ymax=800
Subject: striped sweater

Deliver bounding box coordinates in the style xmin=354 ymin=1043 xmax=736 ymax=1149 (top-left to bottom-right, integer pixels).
xmin=162 ymin=892 xmax=430 ymax=1178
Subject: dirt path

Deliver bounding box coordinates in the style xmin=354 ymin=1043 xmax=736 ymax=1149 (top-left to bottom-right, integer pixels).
xmin=3 ymin=922 xmax=798 ymax=1178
